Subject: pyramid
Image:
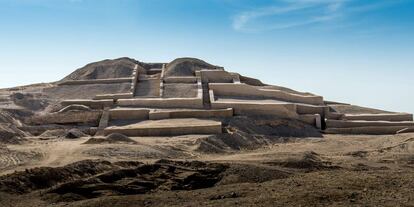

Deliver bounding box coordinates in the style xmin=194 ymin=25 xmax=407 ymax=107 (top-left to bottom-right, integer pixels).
xmin=1 ymin=57 xmax=413 ymax=137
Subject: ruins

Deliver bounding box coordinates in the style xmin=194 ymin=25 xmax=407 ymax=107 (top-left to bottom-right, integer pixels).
xmin=2 ymin=57 xmax=414 ymax=138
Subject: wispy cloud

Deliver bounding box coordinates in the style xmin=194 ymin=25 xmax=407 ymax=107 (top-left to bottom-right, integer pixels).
xmin=232 ymin=0 xmax=404 ymax=32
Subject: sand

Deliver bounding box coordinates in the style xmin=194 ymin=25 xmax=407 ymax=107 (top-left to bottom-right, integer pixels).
xmin=0 ymin=133 xmax=414 ymax=206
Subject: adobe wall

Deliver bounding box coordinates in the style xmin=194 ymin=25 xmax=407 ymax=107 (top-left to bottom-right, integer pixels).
xmin=104 ymin=124 xmax=222 ymax=136
xmin=109 ymin=108 xmax=150 ymax=120
xmin=104 ymin=75 xmax=203 ymax=109
xmin=163 ymin=76 xmax=197 ymax=83
xmin=61 ymin=99 xmax=114 ymax=109
xmin=209 ymin=83 xmax=324 ymax=105
xmin=296 ymin=104 xmax=329 ymax=116
xmin=58 ymin=78 xmax=133 ymax=86
xmin=326 ymin=112 xmax=344 ymax=120
xmin=94 ymin=93 xmax=133 ymax=100
xmin=211 ymin=101 xmax=298 ymax=119
xmin=104 ymin=122 xmax=222 ymax=136
xmin=149 ymin=108 xmax=233 ymax=120
xmin=298 ymin=114 xmax=321 ymax=128
xmin=117 ymin=97 xmax=204 ymax=109
xmin=343 ymin=113 xmax=413 ymax=122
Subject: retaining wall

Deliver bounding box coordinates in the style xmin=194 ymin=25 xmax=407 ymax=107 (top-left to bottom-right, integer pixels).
xmin=324 ymin=126 xmax=407 ymax=135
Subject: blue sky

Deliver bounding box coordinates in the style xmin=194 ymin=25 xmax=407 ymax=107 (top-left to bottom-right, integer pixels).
xmin=0 ymin=0 xmax=413 ymax=113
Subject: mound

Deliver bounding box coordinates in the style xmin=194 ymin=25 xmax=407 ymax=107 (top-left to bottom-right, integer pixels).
xmin=60 ymin=58 xmax=165 ymax=82
xmin=0 ymin=124 xmax=27 ymax=144
xmin=106 ymin=133 xmax=136 ymax=143
xmin=227 ymin=116 xmax=323 ymax=137
xmin=164 ymin=58 xmax=221 ymax=77
xmin=83 ymin=133 xmax=136 ymax=144
xmin=217 ymin=164 xmax=290 ymax=185
xmin=265 ymin=151 xmax=339 ymax=171
xmin=61 ymin=58 xmax=138 ymax=81
xmin=43 ymin=83 xmax=131 ymax=100
xmin=239 ymin=75 xmax=266 ymax=86
xmin=196 ymin=116 xmax=322 ymax=153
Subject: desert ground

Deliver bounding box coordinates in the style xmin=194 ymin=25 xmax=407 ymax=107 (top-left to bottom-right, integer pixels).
xmin=1 ymin=132 xmax=414 ymax=207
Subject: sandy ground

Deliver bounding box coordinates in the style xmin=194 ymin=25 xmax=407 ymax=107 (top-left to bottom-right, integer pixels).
xmin=2 ymin=132 xmax=414 ymax=175
xmin=1 ymin=133 xmax=414 ymax=206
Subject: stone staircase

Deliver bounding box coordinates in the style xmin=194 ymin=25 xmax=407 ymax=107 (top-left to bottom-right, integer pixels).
xmin=202 ymin=83 xmax=211 ymax=109
xmin=134 ymin=78 xmax=160 ymax=97
xmin=95 ymin=107 xmax=110 ymax=136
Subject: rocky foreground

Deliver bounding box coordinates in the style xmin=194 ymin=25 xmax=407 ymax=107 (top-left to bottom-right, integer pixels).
xmin=0 ymin=133 xmax=414 ymax=206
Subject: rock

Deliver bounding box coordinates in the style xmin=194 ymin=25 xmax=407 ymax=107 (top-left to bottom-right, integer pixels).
xmin=65 ymin=129 xmax=86 ymax=139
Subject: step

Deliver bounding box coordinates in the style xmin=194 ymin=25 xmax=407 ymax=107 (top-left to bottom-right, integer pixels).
xmin=149 ymin=108 xmax=233 ymax=120
xmin=324 ymin=126 xmax=408 ymax=135
xmin=342 ymin=113 xmax=413 ymax=122
xmin=104 ymin=118 xmax=222 ymax=136
xmin=326 ymin=119 xmax=414 ymax=128
xmin=147 ymin=68 xmax=162 ymax=75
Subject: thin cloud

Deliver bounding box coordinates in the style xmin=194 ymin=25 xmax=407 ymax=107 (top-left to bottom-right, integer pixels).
xmin=232 ymin=0 xmax=404 ymax=32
